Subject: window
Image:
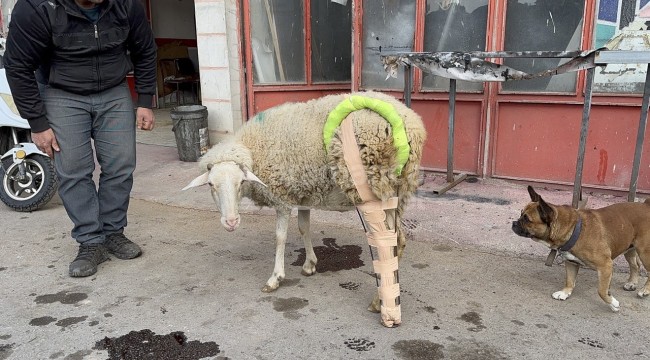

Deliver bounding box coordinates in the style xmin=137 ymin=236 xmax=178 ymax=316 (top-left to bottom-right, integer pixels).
xmin=422 ymin=0 xmax=489 ymax=92
xmin=593 ymin=0 xmax=650 ymax=93
xmin=361 ymin=0 xmax=416 ymax=90
xmin=502 ymin=0 xmax=585 ymax=93
xmin=249 ymin=0 xmax=352 ymax=85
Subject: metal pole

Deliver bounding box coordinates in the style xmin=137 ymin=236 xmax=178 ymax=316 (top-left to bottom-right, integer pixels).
xmin=572 ymin=67 xmax=595 ymax=209
xmin=404 ymin=65 xmax=412 ymax=108
xmin=628 ymin=68 xmax=650 ymax=202
xmin=447 ymin=79 xmax=457 ymax=183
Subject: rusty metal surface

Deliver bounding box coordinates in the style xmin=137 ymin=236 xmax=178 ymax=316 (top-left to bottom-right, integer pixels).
xmin=381 ymin=49 xmax=601 ymax=83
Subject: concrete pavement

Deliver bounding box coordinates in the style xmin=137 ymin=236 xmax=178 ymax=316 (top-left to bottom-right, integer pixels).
xmin=1 ymin=113 xmax=650 ymax=359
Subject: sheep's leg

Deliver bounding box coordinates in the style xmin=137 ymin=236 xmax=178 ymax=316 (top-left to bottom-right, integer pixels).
xmin=262 ymin=208 xmax=290 ymax=293
xmin=298 ymin=209 xmax=317 ymax=276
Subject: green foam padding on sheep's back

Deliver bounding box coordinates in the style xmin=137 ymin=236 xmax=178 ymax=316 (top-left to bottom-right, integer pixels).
xmin=323 ymin=95 xmax=410 ymax=175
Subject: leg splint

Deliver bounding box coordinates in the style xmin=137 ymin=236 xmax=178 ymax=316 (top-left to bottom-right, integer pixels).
xmin=340 ymin=117 xmax=401 ymax=327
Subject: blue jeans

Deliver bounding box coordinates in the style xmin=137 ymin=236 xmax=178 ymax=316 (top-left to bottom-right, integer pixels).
xmin=41 ymin=82 xmax=136 ymax=245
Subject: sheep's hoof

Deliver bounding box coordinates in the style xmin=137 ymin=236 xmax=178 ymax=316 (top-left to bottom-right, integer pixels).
xmin=301 ymin=260 xmax=317 ymax=276
xmin=261 ymin=283 xmax=279 ymax=293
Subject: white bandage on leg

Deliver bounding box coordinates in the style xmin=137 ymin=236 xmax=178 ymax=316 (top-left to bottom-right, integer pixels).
xmin=340 ymin=117 xmax=402 ymax=327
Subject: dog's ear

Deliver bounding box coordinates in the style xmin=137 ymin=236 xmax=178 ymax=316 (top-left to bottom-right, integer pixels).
xmin=537 ymin=197 xmax=555 ymax=225
xmin=527 ymin=185 xmax=541 ymax=202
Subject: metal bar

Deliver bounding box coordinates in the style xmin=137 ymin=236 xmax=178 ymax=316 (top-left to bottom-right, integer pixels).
xmin=447 ymin=79 xmax=456 ymax=183
xmin=595 ymin=50 xmax=650 ymax=64
xmin=572 ymin=67 xmax=595 ymax=209
xmin=627 ymin=68 xmax=650 ymax=202
xmin=403 ymin=65 xmax=412 ymax=108
xmin=382 ymin=50 xmax=582 ymax=59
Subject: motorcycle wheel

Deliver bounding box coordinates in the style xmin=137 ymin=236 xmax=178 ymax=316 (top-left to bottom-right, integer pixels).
xmin=0 ymin=154 xmax=58 ymax=212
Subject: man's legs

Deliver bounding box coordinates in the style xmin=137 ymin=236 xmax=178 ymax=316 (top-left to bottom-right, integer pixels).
xmin=43 ymin=83 xmax=141 ymax=277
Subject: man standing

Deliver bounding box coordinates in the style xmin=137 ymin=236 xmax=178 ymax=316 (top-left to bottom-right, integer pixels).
xmin=4 ymin=0 xmax=157 ymax=277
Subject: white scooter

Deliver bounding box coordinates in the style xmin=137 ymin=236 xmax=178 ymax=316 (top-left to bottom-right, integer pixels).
xmin=0 ymin=67 xmax=58 ymax=211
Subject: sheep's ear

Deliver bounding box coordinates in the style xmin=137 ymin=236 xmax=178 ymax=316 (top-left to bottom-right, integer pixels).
xmin=243 ymin=168 xmax=267 ymax=187
xmin=182 ymin=172 xmax=210 ymax=190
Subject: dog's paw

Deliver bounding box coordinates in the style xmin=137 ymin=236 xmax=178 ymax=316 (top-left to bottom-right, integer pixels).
xmin=624 ymin=282 xmax=638 ymax=291
xmin=609 ymin=297 xmax=620 ymax=312
xmin=637 ymin=288 xmax=650 ymax=298
xmin=552 ymin=290 xmax=571 ymax=300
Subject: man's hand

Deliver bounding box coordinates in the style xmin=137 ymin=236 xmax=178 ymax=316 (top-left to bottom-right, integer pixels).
xmin=136 ymin=107 xmax=155 ymax=131
xmin=31 ymin=129 xmax=59 ymax=158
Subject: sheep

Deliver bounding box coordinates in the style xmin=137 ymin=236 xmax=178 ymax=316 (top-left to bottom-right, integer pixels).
xmin=183 ymin=90 xmax=426 ymax=317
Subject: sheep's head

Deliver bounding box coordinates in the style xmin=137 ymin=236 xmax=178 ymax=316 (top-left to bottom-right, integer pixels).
xmin=182 ymin=161 xmax=266 ymax=232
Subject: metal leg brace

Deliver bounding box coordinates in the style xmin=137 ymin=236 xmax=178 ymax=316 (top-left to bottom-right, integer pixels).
xmin=340 ymin=117 xmax=402 ymax=327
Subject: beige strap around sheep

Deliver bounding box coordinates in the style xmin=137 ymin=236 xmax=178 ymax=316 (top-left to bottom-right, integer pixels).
xmin=340 ymin=117 xmax=401 ymax=328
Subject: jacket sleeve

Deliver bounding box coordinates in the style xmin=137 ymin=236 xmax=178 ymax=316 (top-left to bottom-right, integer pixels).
xmin=127 ymin=0 xmax=157 ymax=109
xmin=3 ymin=1 xmax=52 ymax=133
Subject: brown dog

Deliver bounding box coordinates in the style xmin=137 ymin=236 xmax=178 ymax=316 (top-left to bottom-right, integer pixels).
xmin=512 ymin=186 xmax=650 ymax=312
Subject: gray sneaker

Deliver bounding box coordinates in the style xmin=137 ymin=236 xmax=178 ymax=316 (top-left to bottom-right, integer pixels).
xmin=104 ymin=233 xmax=142 ymax=259
xmin=69 ymin=244 xmax=109 ymax=277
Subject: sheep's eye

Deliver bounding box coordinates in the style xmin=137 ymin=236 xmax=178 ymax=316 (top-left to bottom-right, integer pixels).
xmin=207 ymin=181 xmax=213 ymax=187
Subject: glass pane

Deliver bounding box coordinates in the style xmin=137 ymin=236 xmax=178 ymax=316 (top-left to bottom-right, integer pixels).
xmin=311 ymin=0 xmax=352 ymax=83
xmin=361 ymin=0 xmax=416 ymax=90
xmin=422 ymin=0 xmax=488 ymax=92
xmin=503 ymin=0 xmax=584 ymax=92
xmin=593 ymin=0 xmax=650 ymax=94
xmin=250 ymin=0 xmax=305 ymax=84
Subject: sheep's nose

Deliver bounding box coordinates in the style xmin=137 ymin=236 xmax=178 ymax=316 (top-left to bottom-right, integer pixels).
xmin=225 ymin=217 xmax=240 ymax=230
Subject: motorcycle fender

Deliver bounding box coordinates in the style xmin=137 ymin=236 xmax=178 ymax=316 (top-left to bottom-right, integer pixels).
xmin=1 ymin=143 xmax=49 ymax=170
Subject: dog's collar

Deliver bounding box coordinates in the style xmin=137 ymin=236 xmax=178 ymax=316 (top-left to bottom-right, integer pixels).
xmin=558 ymin=218 xmax=582 ymax=252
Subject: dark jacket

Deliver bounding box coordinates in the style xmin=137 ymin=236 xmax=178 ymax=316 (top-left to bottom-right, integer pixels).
xmin=3 ymin=0 xmax=157 ymax=132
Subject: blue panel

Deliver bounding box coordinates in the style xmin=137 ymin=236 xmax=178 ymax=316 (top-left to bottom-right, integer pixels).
xmin=598 ymin=0 xmax=619 ymax=22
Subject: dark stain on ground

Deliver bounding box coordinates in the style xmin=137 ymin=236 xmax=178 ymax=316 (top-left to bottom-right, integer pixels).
xmin=345 ymin=338 xmax=376 ymax=351
xmin=89 ymin=320 xmax=99 ymax=326
xmin=431 ymin=244 xmax=453 ymax=252
xmin=291 ymin=238 xmax=364 ymax=272
xmin=272 ymin=297 xmax=309 ymax=312
xmin=535 ymin=323 xmax=548 ymax=329
xmin=424 ymin=306 xmax=436 ymax=313
xmin=55 ymin=316 xmax=87 ymax=328
xmin=416 ymin=191 xmax=511 ymax=205
xmin=412 ymin=263 xmax=429 ymax=269
xmin=94 ymin=329 xmax=220 ymax=360
xmin=511 ymin=320 xmax=524 ymax=326
xmin=459 ymin=311 xmax=486 ymax=332
xmin=339 ymin=281 xmax=360 ymax=290
xmin=0 ymin=343 xmax=13 ymax=360
xmin=29 ymin=316 xmax=57 ymax=326
xmin=34 ymin=291 xmax=87 ymax=305
xmin=65 ymin=349 xmax=92 ymax=359
xmin=282 ymin=278 xmax=300 ymax=287
xmin=0 ymin=267 xmax=6 ymax=271
xmin=579 ymin=337 xmax=604 ymax=348
xmin=392 ymin=339 xmax=444 ymax=360
xmin=445 ymin=340 xmax=510 ymax=359
xmin=0 ymin=335 xmax=10 ymax=340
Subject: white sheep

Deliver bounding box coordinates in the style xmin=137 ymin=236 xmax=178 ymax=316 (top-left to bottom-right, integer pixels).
xmin=183 ymin=91 xmax=426 ymax=314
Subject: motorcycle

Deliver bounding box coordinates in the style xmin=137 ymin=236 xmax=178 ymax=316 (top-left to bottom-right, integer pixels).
xmin=0 ymin=66 xmax=58 ymax=212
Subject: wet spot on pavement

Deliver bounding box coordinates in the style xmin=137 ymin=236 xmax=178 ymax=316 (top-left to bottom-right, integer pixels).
xmin=432 ymin=244 xmax=453 ymax=252
xmin=578 ymin=337 xmax=604 ymax=348
xmin=0 ymin=343 xmax=13 ymax=360
xmin=392 ymin=339 xmax=444 ymax=360
xmin=511 ymin=320 xmax=525 ymax=326
xmin=416 ymin=191 xmax=511 ymax=205
xmin=272 ymin=297 xmax=308 ymax=312
xmin=282 ymin=278 xmax=300 ymax=287
xmin=94 ymin=329 xmax=220 ymax=360
xmin=89 ymin=320 xmax=99 ymax=326
xmin=0 ymin=267 xmax=6 ymax=272
xmin=49 ymin=350 xmax=64 ymax=358
xmin=535 ymin=323 xmax=548 ymax=329
xmin=0 ymin=335 xmax=10 ymax=340
xmin=34 ymin=291 xmax=88 ymax=305
xmin=64 ymin=349 xmax=92 ymax=359
xmin=412 ymin=263 xmax=429 ymax=269
xmin=424 ymin=306 xmax=436 ymax=313
xmin=459 ymin=311 xmax=486 ymax=332
xmin=291 ymin=238 xmax=364 ymax=272
xmin=56 ymin=316 xmax=87 ymax=328
xmin=445 ymin=340 xmax=510 ymax=359
xmin=104 ymin=313 xmax=112 ymax=318
xmin=29 ymin=316 xmax=57 ymax=326
xmin=339 ymin=281 xmax=360 ymax=290
xmin=345 ymin=338 xmax=375 ymax=351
